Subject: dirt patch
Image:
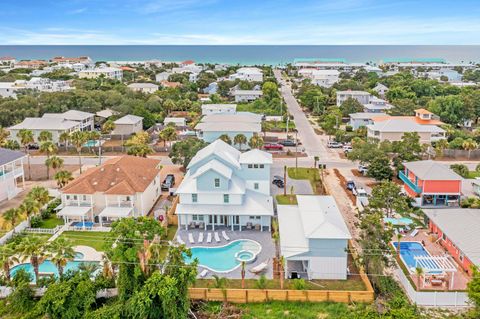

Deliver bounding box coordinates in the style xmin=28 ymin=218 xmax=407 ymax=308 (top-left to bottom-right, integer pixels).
xmin=314 ymin=128 xmax=324 ymax=135
xmin=366 ymin=181 xmax=381 ymax=188
xmin=272 ymin=152 xmax=308 ymax=158
xmin=24 ymin=164 xmax=78 ymax=181
xmin=350 ymin=169 xmax=363 ymax=177
xmin=334 ymin=169 xmax=356 ymax=205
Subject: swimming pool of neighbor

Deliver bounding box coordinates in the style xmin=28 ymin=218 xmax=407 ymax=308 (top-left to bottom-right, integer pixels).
xmin=184 ymin=239 xmax=262 ymax=272
xmin=384 ymin=217 xmax=414 ymax=226
xmin=10 ymin=252 xmax=99 ymax=282
xmin=72 ymin=221 xmax=95 ymax=229
xmin=393 ymin=241 xmax=440 ymax=273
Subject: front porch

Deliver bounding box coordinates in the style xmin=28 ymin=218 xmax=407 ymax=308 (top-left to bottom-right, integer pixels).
xmin=178 ymin=213 xmax=271 ymax=232
xmin=411 ymin=194 xmax=461 ymax=207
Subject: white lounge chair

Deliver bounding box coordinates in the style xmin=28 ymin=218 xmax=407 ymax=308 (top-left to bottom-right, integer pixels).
xmin=214 ymin=232 xmax=221 ymax=243
xmin=410 ymin=229 xmax=419 ymax=237
xmin=249 ymin=260 xmax=268 ymax=274
xmin=199 ymin=269 xmax=208 ymax=278
xmin=198 ymin=232 xmax=204 ymax=243
xmin=177 ymin=235 xmax=185 ymax=245
xmin=221 ymin=230 xmax=230 ymax=241
xmin=206 ymin=233 xmax=212 ymax=243
xmin=188 ymin=233 xmax=195 ymax=244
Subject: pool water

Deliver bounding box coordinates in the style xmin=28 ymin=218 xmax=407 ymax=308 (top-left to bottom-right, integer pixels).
xmin=384 ymin=217 xmax=414 ymax=226
xmin=184 ymin=239 xmax=261 ymax=272
xmin=72 ymin=221 xmax=94 ymax=228
xmin=393 ymin=241 xmax=439 ymax=273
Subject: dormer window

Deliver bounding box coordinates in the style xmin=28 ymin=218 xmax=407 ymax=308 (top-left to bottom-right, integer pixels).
xmin=223 ymin=194 xmax=229 ymax=203
xmin=214 ymin=178 xmax=220 ymax=188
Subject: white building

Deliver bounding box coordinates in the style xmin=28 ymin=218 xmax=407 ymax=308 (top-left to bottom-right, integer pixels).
xmin=155 ymin=72 xmax=171 ymax=82
xmin=58 ymin=156 xmax=162 ymax=226
xmin=298 ymin=69 xmax=339 ymax=87
xmin=16 ymin=77 xmax=73 ymax=93
xmin=164 ymin=117 xmax=186 ymax=127
xmin=175 ymin=140 xmax=274 ymax=231
xmin=112 ymin=115 xmax=143 ymax=135
xmin=232 ymin=90 xmax=263 ymax=102
xmin=8 ymin=117 xmax=80 ymax=145
xmin=363 ymin=96 xmax=393 ymax=113
xmin=229 ymin=67 xmax=263 ymax=82
xmin=0 ymin=148 xmax=26 ymax=203
xmin=196 ymin=112 xmax=262 ymax=144
xmin=277 ymin=195 xmax=351 ymax=280
xmin=349 ymin=112 xmax=387 ymax=130
xmin=373 ymin=83 xmax=389 ymax=98
xmin=42 ymin=110 xmax=95 ymax=131
xmin=336 ymin=91 xmax=371 ymax=106
xmin=0 ymin=82 xmax=18 ymax=98
xmin=127 ymin=83 xmax=159 ymax=94
xmin=201 ymin=104 xmax=237 ymax=115
xmin=78 ymin=67 xmax=123 ymax=80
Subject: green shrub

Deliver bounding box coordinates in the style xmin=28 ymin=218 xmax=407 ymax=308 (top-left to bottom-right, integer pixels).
xmin=30 ymin=215 xmax=42 ymax=228
xmin=345 ymin=125 xmax=353 ymax=132
xmin=255 ymin=274 xmax=268 ymax=289
xmin=292 ymin=278 xmax=307 ymax=290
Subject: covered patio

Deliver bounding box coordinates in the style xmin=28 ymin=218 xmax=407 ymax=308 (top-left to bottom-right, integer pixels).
xmin=98 ymin=206 xmax=133 ymax=227
xmin=414 ymin=255 xmax=457 ymax=290
xmin=57 ymin=206 xmax=93 ymax=226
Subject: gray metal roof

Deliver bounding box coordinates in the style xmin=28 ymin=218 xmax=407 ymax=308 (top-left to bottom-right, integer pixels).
xmin=403 ymin=160 xmax=462 ymax=181
xmin=0 ymin=148 xmax=25 ymax=166
xmin=424 ymin=208 xmax=480 ymax=265
xmin=368 ymin=119 xmax=444 ymax=133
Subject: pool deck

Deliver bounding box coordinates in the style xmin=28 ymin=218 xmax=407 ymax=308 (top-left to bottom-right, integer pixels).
xmin=177 ymin=228 xmax=275 ymax=279
xmin=394 ymin=229 xmax=470 ymax=291
xmin=74 ymin=245 xmax=103 ymax=262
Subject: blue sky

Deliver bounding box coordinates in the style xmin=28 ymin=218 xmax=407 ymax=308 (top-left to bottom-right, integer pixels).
xmin=1 ymin=0 xmax=480 ymax=44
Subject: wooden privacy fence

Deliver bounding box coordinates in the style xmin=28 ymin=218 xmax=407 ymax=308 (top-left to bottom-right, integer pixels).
xmin=167 ymin=196 xmax=179 ymax=226
xmin=188 ymin=288 xmax=374 ymax=304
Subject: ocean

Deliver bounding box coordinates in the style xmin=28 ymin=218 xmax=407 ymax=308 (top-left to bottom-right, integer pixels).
xmin=0 ymin=45 xmax=479 ymax=65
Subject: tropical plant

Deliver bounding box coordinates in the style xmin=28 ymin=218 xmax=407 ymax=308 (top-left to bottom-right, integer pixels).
xmin=254 ymin=274 xmax=268 ymax=289
xmin=169 ymin=138 xmax=208 ymax=168
xmin=127 ymin=143 xmax=154 ymax=157
xmin=212 ymin=274 xmax=228 ymax=303
xmin=0 ymin=126 xmax=9 ymax=146
xmin=450 ymin=163 xmax=469 ymax=178
xmin=159 ymin=125 xmax=177 ymax=147
xmin=54 ymin=170 xmax=73 ymax=188
xmin=58 ymin=131 xmax=70 ymax=151
xmin=0 ymin=243 xmax=19 ymax=282
xmin=47 ymin=238 xmax=76 ymax=278
xmin=218 ymin=134 xmax=232 ymax=145
xmin=44 ymin=154 xmax=62 ymax=180
xmin=462 ymin=138 xmax=478 ymax=159
xmin=415 ymin=267 xmax=424 ymax=289
xmin=17 ymin=129 xmax=34 ymax=180
xmin=69 ymin=131 xmax=88 ymax=173
xmin=233 ymin=133 xmax=247 ymax=150
xmin=248 ymin=135 xmax=264 ymax=149
xmin=292 ymin=278 xmax=307 ymax=290
xmin=2 ymin=208 xmax=22 ymax=231
xmin=241 ymin=261 xmax=246 ymax=289
xmin=27 ymin=186 xmax=50 ymax=206
xmin=279 ymin=256 xmax=285 ymax=289
xmin=19 ymin=197 xmax=42 ymax=220
xmin=38 ymin=130 xmax=53 ymax=143
xmin=3 ymin=139 xmax=20 ymax=150
xmin=16 ymin=235 xmax=48 ymax=283
xmin=102 ymin=119 xmax=115 ymax=134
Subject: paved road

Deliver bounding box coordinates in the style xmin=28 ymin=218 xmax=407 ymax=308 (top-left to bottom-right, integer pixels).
xmin=28 ymin=155 xmax=174 ymax=166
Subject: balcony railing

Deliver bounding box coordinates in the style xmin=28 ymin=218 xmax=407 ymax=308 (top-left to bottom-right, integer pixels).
xmin=399 ymin=171 xmax=422 ymax=194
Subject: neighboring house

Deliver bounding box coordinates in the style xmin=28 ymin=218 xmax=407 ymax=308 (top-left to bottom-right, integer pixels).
xmin=336 ymin=90 xmax=371 ymax=106
xmin=0 ymin=56 xmax=16 ymax=67
xmin=14 ymin=77 xmax=72 ymax=93
xmin=78 ymin=67 xmax=123 ymax=80
xmin=58 ymin=156 xmax=161 ymax=226
xmin=96 ymin=108 xmax=118 ymax=120
xmin=201 ymin=104 xmax=237 ymax=115
xmin=373 ymin=83 xmax=388 ymax=98
xmin=298 ymin=69 xmax=339 ymax=87
xmin=399 ymin=160 xmax=463 ymax=207
xmin=51 ymin=56 xmax=91 ymax=64
xmin=232 ymin=89 xmax=263 ymax=102
xmin=127 ymin=83 xmax=159 ymax=94
xmin=155 ymin=72 xmax=171 ymax=82
xmin=164 ymin=117 xmax=186 ymax=127
xmin=160 ymin=81 xmax=182 ymax=89
xmin=349 ymin=112 xmax=386 ymax=130
xmin=42 ymin=110 xmax=95 ymax=131
xmin=175 ymin=140 xmax=274 ymax=231
xmin=366 ymin=109 xmax=445 ymax=143
xmin=112 ymin=115 xmax=144 ymax=135
xmin=196 ymin=112 xmax=262 ymax=144
xmin=277 ymin=195 xmax=351 ymax=280
xmin=0 ymin=148 xmax=26 ymax=202
xmin=363 ymin=96 xmax=393 ymax=113
xmin=203 ymin=82 xmax=218 ymax=95
xmin=229 ymin=67 xmax=263 ymax=82
xmin=424 ymin=208 xmax=480 ymax=276
xmin=15 ymin=60 xmax=48 ymax=69
xmin=8 ymin=117 xmax=80 ymax=144
xmin=0 ymin=82 xmax=18 ymax=98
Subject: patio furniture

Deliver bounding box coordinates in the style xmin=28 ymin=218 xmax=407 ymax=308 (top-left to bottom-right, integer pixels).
xmin=199 ymin=269 xmax=209 ymax=278
xmin=198 ymin=222 xmax=205 ymax=229
xmin=246 ymin=222 xmax=253 ymax=230
xmin=188 ymin=222 xmax=195 ymax=229
xmin=177 ymin=235 xmax=185 ymax=245
xmin=214 ymin=232 xmax=221 ymax=243
xmin=221 ymin=231 xmax=230 ymax=241
xmin=254 ymin=224 xmax=261 ymax=231
xmin=249 ymin=260 xmax=268 ymax=274
xmin=198 ymin=232 xmax=204 ymax=243
xmin=206 ymin=233 xmax=212 ymax=243
xmin=431 ymin=279 xmax=443 ymax=287
xmin=410 ymin=229 xmax=419 ymax=237
xmin=188 ymin=233 xmax=195 ymax=244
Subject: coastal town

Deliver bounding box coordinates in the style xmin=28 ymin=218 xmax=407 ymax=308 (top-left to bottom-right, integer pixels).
xmin=0 ymin=54 xmax=480 ymax=318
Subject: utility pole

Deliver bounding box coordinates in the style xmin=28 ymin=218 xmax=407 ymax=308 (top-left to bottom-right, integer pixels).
xmin=283 ymin=165 xmax=287 ymax=196
xmin=295 ymin=131 xmax=298 ymax=171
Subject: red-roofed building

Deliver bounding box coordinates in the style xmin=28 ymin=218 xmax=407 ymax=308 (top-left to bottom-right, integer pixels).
xmin=51 ymin=56 xmax=91 ymax=64
xmin=15 ymin=60 xmax=48 ymax=69
xmin=0 ymin=56 xmax=16 ymax=65
xmin=180 ymin=60 xmax=195 ymax=67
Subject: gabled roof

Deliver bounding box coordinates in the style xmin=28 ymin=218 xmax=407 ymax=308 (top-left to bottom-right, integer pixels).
xmin=127 ymin=83 xmax=159 ymax=89
xmin=114 ymin=114 xmax=143 ymax=125
xmin=403 ymin=160 xmax=462 ymax=181
xmin=62 ymin=156 xmax=160 ymax=195
xmin=201 ymin=104 xmax=237 ymax=110
xmin=367 ymin=119 xmax=444 ymax=133
xmin=239 ymin=149 xmax=272 ymax=164
xmin=0 ymin=148 xmax=25 ymax=166
xmin=201 ymin=112 xmax=262 ymax=123
xmin=196 ymin=122 xmax=261 ymax=133
xmin=190 ymin=159 xmax=233 ymax=180
xmin=9 ymin=117 xmax=80 ymax=131
xmin=349 ymin=112 xmax=386 ymax=120
xmin=43 ymin=110 xmax=94 ymax=121
xmin=187 ymin=139 xmax=241 ymax=170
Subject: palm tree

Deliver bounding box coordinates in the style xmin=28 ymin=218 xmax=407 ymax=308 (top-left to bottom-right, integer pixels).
xmin=127 ymin=144 xmax=154 ymax=157
xmin=54 ymin=170 xmax=74 ymax=188
xmin=27 ymin=186 xmax=50 ymax=206
xmin=69 ymin=131 xmax=88 ymax=173
xmin=0 ymin=126 xmax=10 ymax=146
xmin=38 ymin=130 xmax=53 ymax=143
xmin=78 ymin=262 xmax=100 ymax=275
xmin=87 ymin=131 xmax=101 ymax=152
xmin=45 ymin=156 xmax=64 ymax=179
xmin=396 ymin=233 xmax=402 ymax=256
xmin=218 ymin=134 xmax=232 ymax=145
xmin=47 ymin=238 xmax=75 ymax=278
xmin=435 ymin=139 xmax=449 ymax=157
xmin=2 ymin=208 xmax=22 ymax=232
xmin=234 ymin=134 xmax=247 ymax=151
xmin=462 ymin=138 xmax=478 ymax=160
xmin=415 ymin=266 xmax=424 ymax=289
xmin=101 ymin=120 xmax=115 ymax=134
xmin=59 ymin=131 xmax=70 ymax=152
xmin=3 ymin=140 xmax=20 ymax=150
xmin=159 ymin=126 xmax=177 ymax=147
xmin=16 ymin=235 xmax=47 ymax=283
xmin=0 ymin=244 xmax=19 ymax=282
xmin=248 ymin=135 xmax=264 ymax=149
xmin=241 ymin=261 xmax=246 ymax=289
xmin=17 ymin=129 xmax=34 ymax=180
xmin=19 ymin=198 xmax=41 ymax=220
xmin=39 ymin=141 xmax=58 ymax=179
xmin=212 ymin=275 xmax=228 ymax=303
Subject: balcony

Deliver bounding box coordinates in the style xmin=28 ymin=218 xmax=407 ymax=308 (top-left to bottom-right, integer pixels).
xmin=398 ymin=171 xmax=421 ymax=194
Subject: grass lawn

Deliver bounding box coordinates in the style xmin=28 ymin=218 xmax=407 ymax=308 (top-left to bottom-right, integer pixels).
xmin=37 ymin=217 xmax=64 ymax=229
xmin=58 ymin=231 xmax=107 ymax=252
xmin=158 ymin=225 xmax=178 ymax=259
xmin=287 ymin=167 xmax=324 ymax=194
xmin=467 ymin=171 xmax=480 ymax=179
xmin=275 ymin=195 xmax=297 ymax=205
xmin=236 ymin=103 xmax=282 ymax=116
xmin=264 ymin=120 xmax=296 ymax=131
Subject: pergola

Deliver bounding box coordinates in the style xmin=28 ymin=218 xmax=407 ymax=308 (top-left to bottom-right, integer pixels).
xmin=414 ymin=255 xmax=457 ymax=289
xmin=98 ymin=206 xmax=133 ymax=227
xmin=57 ymin=206 xmax=93 ymax=226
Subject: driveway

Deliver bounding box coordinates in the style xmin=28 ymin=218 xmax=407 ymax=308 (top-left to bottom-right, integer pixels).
xmin=270 ymin=165 xmax=313 ymax=196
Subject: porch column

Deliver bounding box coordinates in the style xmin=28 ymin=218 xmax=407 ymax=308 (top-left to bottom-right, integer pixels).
xmin=231 ymin=216 xmax=234 ymax=231
xmin=212 ymin=215 xmax=215 ymax=231
xmin=433 ymin=195 xmax=437 ymax=206
xmin=184 ymin=215 xmax=188 ymax=230
xmin=21 ymin=159 xmax=25 ymax=189
xmin=204 ymin=216 xmax=207 ymax=230
xmin=260 ymin=216 xmax=263 ymax=232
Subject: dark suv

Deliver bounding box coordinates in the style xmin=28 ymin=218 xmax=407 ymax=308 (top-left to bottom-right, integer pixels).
xmin=278 ymin=139 xmax=297 ymax=147
xmin=161 ymin=174 xmax=175 ymax=191
xmin=272 ymin=175 xmax=285 ymax=188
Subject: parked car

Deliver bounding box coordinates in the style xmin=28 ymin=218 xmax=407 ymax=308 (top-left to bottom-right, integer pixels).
xmin=343 ymin=145 xmax=353 ymax=153
xmin=278 ymin=139 xmax=297 ymax=147
xmin=161 ymin=174 xmax=175 ymax=191
xmin=264 ymin=143 xmax=284 ymax=151
xmin=346 ymin=180 xmax=356 ymax=191
xmin=327 ymin=141 xmax=342 ymax=148
xmin=272 ymin=175 xmax=284 ymax=188
xmin=358 ymin=165 xmax=368 ymax=175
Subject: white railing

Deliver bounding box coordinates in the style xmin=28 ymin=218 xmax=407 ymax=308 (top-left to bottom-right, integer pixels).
xmin=24 ymin=225 xmax=63 ymax=235
xmin=0 ymin=220 xmax=29 ymax=245
xmin=395 ymin=267 xmax=471 ymax=307
xmin=65 ymin=226 xmax=111 ymax=232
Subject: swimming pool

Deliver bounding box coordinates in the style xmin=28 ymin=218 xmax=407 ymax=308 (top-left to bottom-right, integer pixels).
xmin=72 ymin=221 xmax=94 ymax=228
xmin=10 ymin=253 xmax=99 ymax=282
xmin=393 ymin=241 xmax=440 ymax=273
xmin=184 ymin=239 xmax=262 ymax=272
xmin=384 ymin=217 xmax=414 ymax=226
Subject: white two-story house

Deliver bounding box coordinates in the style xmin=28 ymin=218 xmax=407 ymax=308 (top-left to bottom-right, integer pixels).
xmin=42 ymin=110 xmax=95 ymax=131
xmin=175 ymin=140 xmax=274 ymax=231
xmin=57 ymin=156 xmax=162 ymax=227
xmin=0 ymin=148 xmax=26 ymax=203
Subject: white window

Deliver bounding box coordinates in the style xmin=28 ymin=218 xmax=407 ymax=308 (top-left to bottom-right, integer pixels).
xmin=223 ymin=194 xmax=229 ymax=203
xmin=192 ymin=194 xmax=198 ymax=203
xmin=254 ymin=183 xmax=259 ymax=190
xmin=214 ymin=178 xmax=220 ymax=188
